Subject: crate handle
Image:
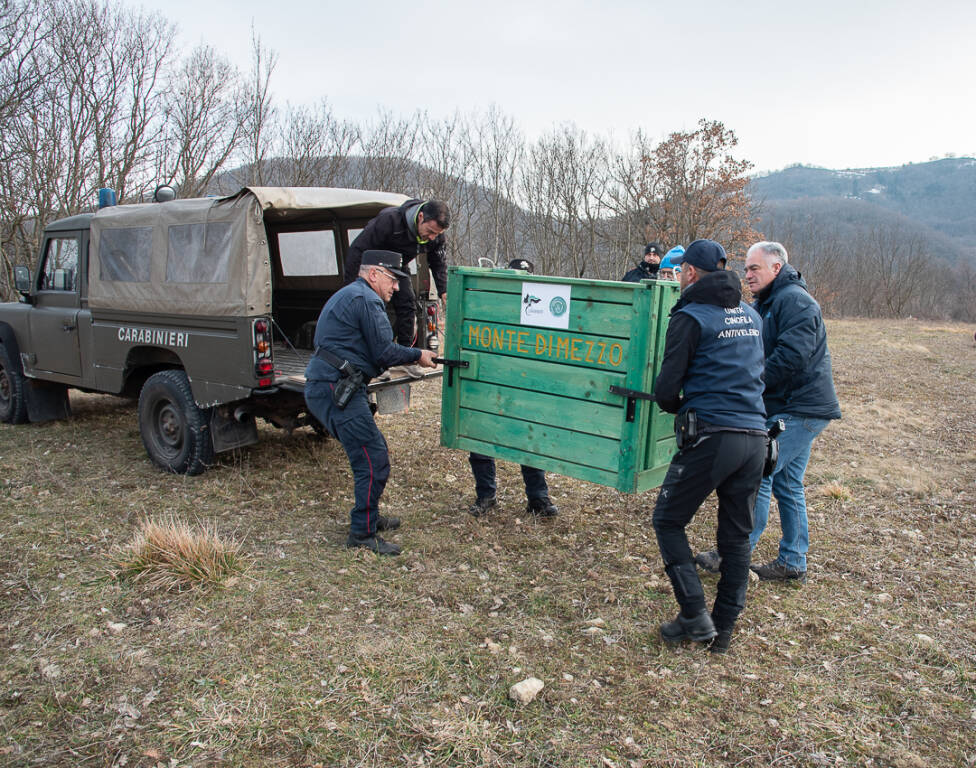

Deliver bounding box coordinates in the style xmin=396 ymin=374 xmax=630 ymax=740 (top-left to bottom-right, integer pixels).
xmin=433 ymin=357 xmax=469 ymax=387
xmin=609 ymin=385 xmax=654 ymax=423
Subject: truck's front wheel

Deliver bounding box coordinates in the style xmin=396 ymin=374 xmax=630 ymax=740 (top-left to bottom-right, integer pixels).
xmin=0 ymin=344 xmax=28 ymax=424
xmin=138 ymin=370 xmax=214 ymax=475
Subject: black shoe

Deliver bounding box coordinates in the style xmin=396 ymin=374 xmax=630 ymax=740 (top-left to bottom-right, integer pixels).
xmin=527 ymin=497 xmax=558 ymax=517
xmin=467 ymin=496 xmax=497 ymax=518
xmin=750 ymin=559 xmax=807 ymax=583
xmin=694 ymin=549 xmax=722 ymax=573
xmin=708 ymin=629 xmax=733 ymax=654
xmin=346 ymin=533 xmax=401 ymax=556
xmin=660 ymin=610 xmax=717 ymax=645
xmin=375 ymin=514 xmax=401 ymax=532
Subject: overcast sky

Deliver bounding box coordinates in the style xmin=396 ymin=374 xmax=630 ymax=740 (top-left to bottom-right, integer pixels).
xmin=145 ymin=0 xmax=975 ymax=175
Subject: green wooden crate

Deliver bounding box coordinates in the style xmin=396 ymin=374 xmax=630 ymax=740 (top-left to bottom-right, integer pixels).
xmin=439 ymin=266 xmax=680 ymax=493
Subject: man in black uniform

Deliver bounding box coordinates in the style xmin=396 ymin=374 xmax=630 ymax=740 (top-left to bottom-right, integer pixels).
xmin=344 ymin=199 xmax=450 ymax=360
xmin=305 ymin=250 xmax=437 ymax=556
xmin=651 ymin=239 xmax=768 ymax=654
xmin=621 ymin=242 xmax=665 ymax=282
xmin=466 ymin=258 xmax=558 ymax=520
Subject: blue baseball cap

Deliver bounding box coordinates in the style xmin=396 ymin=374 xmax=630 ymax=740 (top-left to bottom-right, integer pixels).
xmin=673 ymin=239 xmax=727 ymax=272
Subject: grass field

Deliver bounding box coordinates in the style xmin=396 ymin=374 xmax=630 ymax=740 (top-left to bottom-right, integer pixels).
xmin=1 ymin=318 xmax=974 ymax=767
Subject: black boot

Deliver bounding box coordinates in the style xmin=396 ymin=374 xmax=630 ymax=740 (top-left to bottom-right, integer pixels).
xmin=376 ymin=514 xmax=401 ymax=532
xmin=708 ymin=629 xmax=733 ymax=654
xmin=527 ymin=497 xmax=558 ymax=517
xmin=346 ymin=533 xmax=401 ymax=556
xmin=660 ymin=610 xmax=717 ymax=645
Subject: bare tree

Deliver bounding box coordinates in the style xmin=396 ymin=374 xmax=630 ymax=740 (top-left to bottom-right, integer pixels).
xmin=277 ymin=99 xmax=358 ymax=186
xmin=415 ymin=112 xmax=480 ymax=266
xmin=520 ymin=125 xmax=609 ymax=278
xmin=468 ymin=105 xmax=524 ymax=267
xmin=235 ymin=28 xmax=277 ymax=187
xmin=160 ymin=45 xmax=244 ymax=198
xmin=357 ymin=109 xmax=420 ymax=191
xmin=650 ymin=119 xmax=758 ymax=261
xmin=0 ymin=0 xmax=173 ymax=296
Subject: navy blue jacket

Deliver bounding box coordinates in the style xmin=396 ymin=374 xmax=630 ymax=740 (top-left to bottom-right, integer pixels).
xmin=622 ymin=261 xmax=659 ymax=283
xmin=343 ymin=199 xmax=448 ymax=295
xmin=305 ymin=278 xmax=420 ymax=381
xmin=753 ymin=264 xmax=841 ymax=420
xmin=654 ymin=270 xmax=767 ymax=431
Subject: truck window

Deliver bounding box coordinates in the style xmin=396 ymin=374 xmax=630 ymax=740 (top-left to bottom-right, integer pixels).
xmin=279 ymin=230 xmax=337 ymax=276
xmin=100 ymin=227 xmax=152 ymax=282
xmin=40 ymin=236 xmax=80 ymax=291
xmin=167 ymin=222 xmax=232 ymax=283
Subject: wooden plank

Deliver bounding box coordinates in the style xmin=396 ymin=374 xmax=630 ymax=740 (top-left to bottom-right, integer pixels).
xmin=460 ymin=320 xmax=630 ymax=373
xmin=439 ymin=269 xmax=468 ymax=447
xmin=635 ymin=464 xmax=670 ymax=494
xmin=458 ymin=378 xmax=621 ymax=439
xmin=459 ymin=350 xmax=626 ymax=407
xmin=460 ymin=271 xmax=648 ymax=305
xmin=460 ymin=290 xmax=637 ymax=339
xmin=458 ymin=408 xmax=620 ymax=473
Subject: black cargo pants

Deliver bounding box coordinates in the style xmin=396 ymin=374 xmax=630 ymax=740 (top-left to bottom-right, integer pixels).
xmin=652 ymin=430 xmax=766 ymax=631
xmin=391 ymin=274 xmax=417 ymax=347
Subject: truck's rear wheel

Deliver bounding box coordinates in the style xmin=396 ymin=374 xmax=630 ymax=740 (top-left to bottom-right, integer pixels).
xmin=138 ymin=370 xmax=214 ymax=475
xmin=0 ymin=344 xmax=28 ymax=424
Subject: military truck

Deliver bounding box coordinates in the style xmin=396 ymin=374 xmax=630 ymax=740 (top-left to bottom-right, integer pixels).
xmin=0 ymin=187 xmax=442 ymax=474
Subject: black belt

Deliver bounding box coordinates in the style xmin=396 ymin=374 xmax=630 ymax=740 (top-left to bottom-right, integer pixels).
xmin=314 ymin=347 xmax=360 ymax=378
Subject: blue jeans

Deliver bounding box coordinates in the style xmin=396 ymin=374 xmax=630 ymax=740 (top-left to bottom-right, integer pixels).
xmin=749 ymin=414 xmax=830 ymax=571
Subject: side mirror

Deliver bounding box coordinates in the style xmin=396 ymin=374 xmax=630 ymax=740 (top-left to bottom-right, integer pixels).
xmin=14 ymin=265 xmax=30 ymax=293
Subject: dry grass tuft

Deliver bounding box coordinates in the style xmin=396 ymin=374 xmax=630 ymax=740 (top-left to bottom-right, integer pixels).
xmin=111 ymin=515 xmax=248 ymax=591
xmin=817 ymin=482 xmax=853 ymax=500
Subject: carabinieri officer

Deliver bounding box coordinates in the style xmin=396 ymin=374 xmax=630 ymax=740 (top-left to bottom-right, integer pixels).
xmin=305 ymin=250 xmax=437 ymax=556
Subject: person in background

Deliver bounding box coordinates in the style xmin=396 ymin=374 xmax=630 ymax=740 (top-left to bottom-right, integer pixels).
xmin=622 ymin=242 xmax=665 ymax=282
xmin=465 ymin=258 xmax=559 ymax=520
xmin=657 ymin=246 xmax=685 ymax=281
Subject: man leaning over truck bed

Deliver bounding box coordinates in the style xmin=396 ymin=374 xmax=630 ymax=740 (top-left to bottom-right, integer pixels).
xmin=305 ymin=250 xmax=437 ymax=556
xmin=343 ymin=199 xmax=450 ymax=375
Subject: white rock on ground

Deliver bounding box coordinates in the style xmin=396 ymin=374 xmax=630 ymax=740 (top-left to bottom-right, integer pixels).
xmin=509 ymin=677 xmax=545 ymax=704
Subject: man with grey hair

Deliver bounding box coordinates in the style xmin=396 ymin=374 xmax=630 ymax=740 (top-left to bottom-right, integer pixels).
xmin=695 ymin=241 xmax=841 ymax=583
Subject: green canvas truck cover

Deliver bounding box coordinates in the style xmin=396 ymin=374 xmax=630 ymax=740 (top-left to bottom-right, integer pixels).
xmin=88 ymin=187 xmax=408 ymax=317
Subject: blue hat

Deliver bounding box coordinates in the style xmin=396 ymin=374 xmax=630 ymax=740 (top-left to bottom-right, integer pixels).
xmin=673 ymin=239 xmax=726 ymax=272
xmin=659 ymin=246 xmax=685 ymax=272
xmin=362 ymin=249 xmax=408 ymax=278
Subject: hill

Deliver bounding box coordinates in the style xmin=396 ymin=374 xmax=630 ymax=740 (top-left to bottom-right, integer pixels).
xmin=752 ymin=158 xmax=976 ymax=251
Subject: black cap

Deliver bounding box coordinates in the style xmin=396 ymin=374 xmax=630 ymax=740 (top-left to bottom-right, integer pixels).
xmin=673 ymin=239 xmax=727 ymax=272
xmin=644 ymin=242 xmax=664 ymax=256
xmin=507 ymin=258 xmax=534 ymax=273
xmin=362 ymin=250 xmax=408 ymax=278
